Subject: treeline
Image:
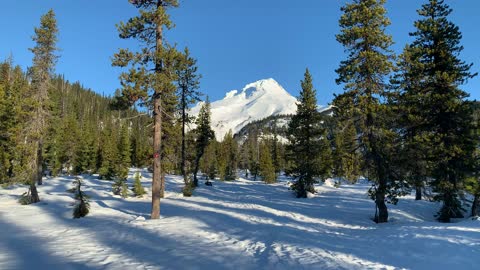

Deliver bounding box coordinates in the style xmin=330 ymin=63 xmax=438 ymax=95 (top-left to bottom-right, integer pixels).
xmin=0 ymin=60 xmax=151 ymax=184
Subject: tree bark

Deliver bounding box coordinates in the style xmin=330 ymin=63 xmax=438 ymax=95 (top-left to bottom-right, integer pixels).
xmin=30 ymin=182 xmax=40 ymax=203
xmin=375 ymin=189 xmax=388 ymax=223
xmin=181 ymin=91 xmax=187 ymax=185
xmin=415 ymin=186 xmax=422 ymax=201
xmin=36 ymin=139 xmax=44 ymax=185
xmin=192 ymin=150 xmax=203 ymax=187
xmin=150 ymin=1 xmax=163 ymax=219
xmin=472 ymin=195 xmax=479 ymax=217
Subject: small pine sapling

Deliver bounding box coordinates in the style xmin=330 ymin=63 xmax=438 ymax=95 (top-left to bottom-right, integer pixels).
xmin=72 ymin=177 xmax=90 ymax=218
xmin=132 ymin=172 xmax=146 ymax=197
xmin=112 ymin=179 xmax=129 ymax=198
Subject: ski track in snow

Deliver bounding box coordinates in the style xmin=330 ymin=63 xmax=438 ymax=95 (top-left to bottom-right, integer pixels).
xmin=1 ymin=170 xmax=479 ymax=270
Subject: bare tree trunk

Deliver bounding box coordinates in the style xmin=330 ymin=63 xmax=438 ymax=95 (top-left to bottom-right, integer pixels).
xmin=36 ymin=139 xmax=44 ymax=185
xmin=160 ymin=173 xmax=165 ymax=198
xmin=151 ymin=95 xmax=162 ymax=219
xmin=375 ymin=188 xmax=388 ymax=223
xmin=181 ymin=103 xmax=187 ymax=184
xmin=151 ymin=1 xmax=164 ymax=219
xmin=415 ymin=186 xmax=422 ymax=201
xmin=30 ymin=182 xmax=40 ymax=203
xmin=472 ymin=195 xmax=479 ymax=217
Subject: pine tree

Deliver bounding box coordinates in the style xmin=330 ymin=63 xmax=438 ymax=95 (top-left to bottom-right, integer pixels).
xmin=176 ymin=47 xmax=201 ymax=184
xmin=29 ymin=9 xmax=59 ymax=186
xmin=330 ymin=98 xmax=361 ymax=183
xmin=271 ymin=125 xmax=283 ymax=176
xmin=98 ymin=124 xmax=118 ymax=180
xmin=0 ymin=60 xmax=25 ymax=183
xmin=132 ymin=171 xmax=146 ymax=197
xmin=17 ymin=10 xmax=59 ymax=203
xmin=287 ymin=69 xmax=329 ymax=198
xmin=200 ymin=141 xmax=218 ymax=180
xmin=192 ymin=99 xmax=215 ymax=186
xmin=259 ymin=141 xmax=276 ymax=184
xmin=72 ymin=177 xmax=90 ymax=218
xmin=219 ymin=130 xmax=238 ymax=181
xmin=246 ymin=131 xmax=260 ymax=180
xmin=465 ymin=102 xmax=480 ymax=217
xmin=117 ymin=123 xmax=131 ymax=180
xmin=112 ymin=0 xmax=179 ymax=219
xmin=335 ymin=0 xmax=397 ymax=223
xmin=394 ymin=0 xmax=477 ymax=222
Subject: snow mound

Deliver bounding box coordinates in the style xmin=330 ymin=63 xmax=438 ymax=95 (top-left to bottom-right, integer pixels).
xmin=190 ymin=78 xmax=297 ymax=140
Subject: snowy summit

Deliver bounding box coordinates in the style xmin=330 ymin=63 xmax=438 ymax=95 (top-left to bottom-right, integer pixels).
xmin=190 ymin=79 xmax=297 ymax=139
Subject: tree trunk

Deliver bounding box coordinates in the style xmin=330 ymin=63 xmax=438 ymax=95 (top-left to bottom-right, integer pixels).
xmin=151 ymin=95 xmax=162 ymax=219
xmin=36 ymin=139 xmax=44 ymax=185
xmin=193 ymin=151 xmax=203 ymax=187
xmin=375 ymin=189 xmax=388 ymax=223
xmin=160 ymin=173 xmax=165 ymax=198
xmin=415 ymin=186 xmax=422 ymax=201
xmin=30 ymin=182 xmax=40 ymax=203
xmin=181 ymin=98 xmax=187 ymax=184
xmin=150 ymin=0 xmax=164 ymax=220
xmin=472 ymin=195 xmax=479 ymax=217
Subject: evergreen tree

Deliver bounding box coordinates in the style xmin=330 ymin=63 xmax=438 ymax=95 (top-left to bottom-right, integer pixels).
xmin=271 ymin=125 xmax=283 ymax=176
xmin=287 ymin=69 xmax=329 ymax=198
xmin=219 ymin=130 xmax=238 ymax=181
xmin=465 ymin=102 xmax=480 ymax=217
xmin=335 ymin=0 xmax=397 ymax=222
xmin=330 ymin=99 xmax=361 ymax=183
xmin=18 ymin=10 xmax=59 ymax=203
xmin=98 ymin=124 xmax=118 ymax=180
xmin=132 ymin=171 xmax=146 ymax=197
xmin=112 ymin=0 xmax=179 ymax=219
xmin=29 ymin=9 xmax=59 ymax=186
xmin=176 ymin=47 xmax=201 ymax=184
xmin=0 ymin=61 xmax=27 ymax=184
xmin=246 ymin=131 xmax=260 ymax=180
xmin=200 ymin=141 xmax=218 ymax=180
xmin=394 ymin=0 xmax=477 ymax=222
xmin=72 ymin=177 xmax=90 ymax=218
xmin=192 ymin=99 xmax=215 ymax=186
xmin=117 ymin=123 xmax=131 ymax=180
xmin=259 ymin=141 xmax=276 ymax=184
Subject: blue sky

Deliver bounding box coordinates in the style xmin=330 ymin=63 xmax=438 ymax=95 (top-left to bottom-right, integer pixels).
xmin=1 ymin=0 xmax=479 ymax=104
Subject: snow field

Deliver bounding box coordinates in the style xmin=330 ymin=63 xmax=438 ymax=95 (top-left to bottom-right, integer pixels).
xmin=0 ymin=169 xmax=479 ymax=270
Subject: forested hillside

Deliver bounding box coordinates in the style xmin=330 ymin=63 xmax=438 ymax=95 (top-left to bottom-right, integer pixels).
xmin=0 ymin=60 xmax=151 ymax=184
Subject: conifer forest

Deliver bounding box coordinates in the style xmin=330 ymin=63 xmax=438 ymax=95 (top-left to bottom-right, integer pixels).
xmin=1 ymin=1 xmax=479 ymax=269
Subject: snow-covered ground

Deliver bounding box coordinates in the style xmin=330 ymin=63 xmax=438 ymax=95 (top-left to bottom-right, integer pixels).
xmin=0 ymin=170 xmax=479 ymax=270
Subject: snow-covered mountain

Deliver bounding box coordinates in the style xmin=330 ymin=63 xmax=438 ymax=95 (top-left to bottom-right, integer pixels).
xmin=190 ymin=78 xmax=297 ymax=140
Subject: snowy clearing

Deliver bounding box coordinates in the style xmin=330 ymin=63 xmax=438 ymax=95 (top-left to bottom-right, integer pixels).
xmin=1 ymin=170 xmax=479 ymax=270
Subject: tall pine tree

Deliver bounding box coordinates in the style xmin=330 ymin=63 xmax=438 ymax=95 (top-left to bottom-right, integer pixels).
xmin=395 ymin=0 xmax=477 ymax=222
xmin=192 ymin=98 xmax=214 ymax=186
xmin=176 ymin=47 xmax=201 ymax=184
xmin=335 ymin=0 xmax=397 ymax=222
xmin=287 ymin=69 xmax=329 ymax=198
xmin=112 ymin=0 xmax=179 ymax=219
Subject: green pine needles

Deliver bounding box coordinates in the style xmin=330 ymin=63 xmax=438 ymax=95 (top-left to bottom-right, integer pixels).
xmin=132 ymin=172 xmax=146 ymax=197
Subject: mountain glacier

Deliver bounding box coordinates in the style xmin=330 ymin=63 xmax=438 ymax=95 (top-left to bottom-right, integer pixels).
xmin=190 ymin=78 xmax=297 ymax=140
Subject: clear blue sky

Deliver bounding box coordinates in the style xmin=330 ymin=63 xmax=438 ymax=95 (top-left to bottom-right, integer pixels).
xmin=1 ymin=0 xmax=479 ymax=104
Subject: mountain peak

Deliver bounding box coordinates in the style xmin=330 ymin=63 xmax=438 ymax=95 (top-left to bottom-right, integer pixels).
xmin=190 ymin=78 xmax=297 ymax=140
